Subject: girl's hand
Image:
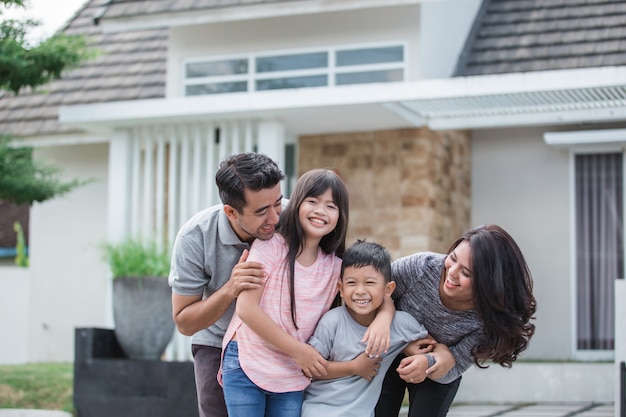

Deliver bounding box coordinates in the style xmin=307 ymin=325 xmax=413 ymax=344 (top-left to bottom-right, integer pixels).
xmin=396 ymin=354 xmax=429 ymax=384
xmin=351 ymin=352 xmax=382 ymax=381
xmin=294 ymin=343 xmax=329 ymax=379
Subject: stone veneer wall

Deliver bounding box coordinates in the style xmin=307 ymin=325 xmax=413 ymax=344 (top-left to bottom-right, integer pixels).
xmin=298 ymin=127 xmax=471 ymax=259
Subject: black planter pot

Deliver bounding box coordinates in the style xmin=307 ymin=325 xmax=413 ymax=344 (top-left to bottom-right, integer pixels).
xmin=112 ymin=276 xmax=175 ymax=360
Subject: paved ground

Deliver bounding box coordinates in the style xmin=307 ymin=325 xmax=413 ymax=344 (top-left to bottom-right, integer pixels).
xmin=400 ymin=402 xmax=615 ymax=417
xmin=0 ymin=402 xmax=616 ymax=417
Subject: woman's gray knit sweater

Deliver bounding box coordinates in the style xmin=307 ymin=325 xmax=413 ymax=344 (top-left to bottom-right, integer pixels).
xmin=392 ymin=251 xmax=484 ymax=383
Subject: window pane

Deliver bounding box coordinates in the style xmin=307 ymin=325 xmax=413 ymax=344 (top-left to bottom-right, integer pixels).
xmin=185 ymin=82 xmax=248 ymax=96
xmin=575 ymin=152 xmax=622 ymax=350
xmin=256 ymin=75 xmax=327 ymax=91
xmin=256 ymin=52 xmax=327 ymax=73
xmin=336 ymin=46 xmax=403 ymax=66
xmin=186 ymin=59 xmax=248 ymax=78
xmin=336 ymin=69 xmax=403 ymax=85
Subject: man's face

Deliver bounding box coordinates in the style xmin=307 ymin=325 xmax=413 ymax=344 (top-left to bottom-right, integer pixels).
xmin=225 ymin=183 xmax=283 ymax=243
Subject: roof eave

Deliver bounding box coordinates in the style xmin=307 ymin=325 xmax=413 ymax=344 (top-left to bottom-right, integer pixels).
xmin=97 ymin=0 xmax=431 ymax=33
xmin=59 ymin=66 xmax=626 ymax=134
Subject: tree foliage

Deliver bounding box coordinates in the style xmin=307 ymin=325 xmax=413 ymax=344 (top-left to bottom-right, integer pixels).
xmin=0 ymin=136 xmax=91 ymax=205
xmin=0 ymin=0 xmax=94 ymax=94
xmin=0 ymin=0 xmax=96 ymax=205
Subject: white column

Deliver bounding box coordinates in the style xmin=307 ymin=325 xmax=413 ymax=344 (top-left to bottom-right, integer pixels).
xmin=256 ymin=120 xmax=286 ymax=172
xmin=616 ymin=278 xmax=626 ymax=417
xmin=106 ymin=130 xmax=133 ymax=327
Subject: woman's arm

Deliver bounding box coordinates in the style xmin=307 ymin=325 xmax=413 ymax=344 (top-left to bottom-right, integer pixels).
xmin=236 ymin=286 xmax=328 ymax=378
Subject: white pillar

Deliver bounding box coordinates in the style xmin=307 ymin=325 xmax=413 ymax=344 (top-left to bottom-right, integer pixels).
xmin=616 ymin=278 xmax=626 ymax=417
xmin=256 ymin=121 xmax=286 ymax=172
xmin=106 ymin=130 xmax=133 ymax=326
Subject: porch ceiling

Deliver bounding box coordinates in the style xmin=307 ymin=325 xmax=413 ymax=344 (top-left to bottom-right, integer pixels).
xmin=59 ymin=66 xmax=626 ymax=137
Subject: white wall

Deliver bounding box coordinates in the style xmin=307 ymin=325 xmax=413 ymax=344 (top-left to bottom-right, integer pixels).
xmin=419 ymin=0 xmax=482 ymax=78
xmin=167 ymin=5 xmax=421 ymax=97
xmin=29 ymin=143 xmax=109 ymax=362
xmin=456 ymin=362 xmax=614 ymax=403
xmin=0 ymin=267 xmax=30 ymax=364
xmin=471 ymin=127 xmax=573 ymax=360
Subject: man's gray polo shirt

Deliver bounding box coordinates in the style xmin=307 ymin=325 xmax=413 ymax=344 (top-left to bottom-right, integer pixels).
xmin=169 ymin=204 xmax=250 ymax=348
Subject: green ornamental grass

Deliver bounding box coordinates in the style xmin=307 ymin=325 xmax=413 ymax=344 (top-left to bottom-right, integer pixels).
xmin=101 ymin=239 xmax=171 ymax=278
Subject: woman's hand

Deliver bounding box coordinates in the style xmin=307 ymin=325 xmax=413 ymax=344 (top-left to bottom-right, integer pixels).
xmin=426 ymin=343 xmax=456 ymax=380
xmin=403 ymin=336 xmax=436 ymax=356
xmin=396 ymin=354 xmax=429 ymax=384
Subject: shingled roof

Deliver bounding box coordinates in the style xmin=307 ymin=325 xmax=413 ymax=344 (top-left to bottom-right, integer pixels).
xmin=0 ymin=0 xmax=167 ymax=138
xmin=455 ymin=0 xmax=626 ymax=76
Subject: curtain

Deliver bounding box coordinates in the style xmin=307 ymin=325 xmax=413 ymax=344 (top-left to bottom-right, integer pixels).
xmin=575 ymin=153 xmax=623 ymax=350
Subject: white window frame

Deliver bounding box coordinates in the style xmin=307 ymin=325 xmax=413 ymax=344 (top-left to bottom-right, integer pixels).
xmin=181 ymin=40 xmax=408 ymax=96
xmin=546 ymin=128 xmax=626 ymax=361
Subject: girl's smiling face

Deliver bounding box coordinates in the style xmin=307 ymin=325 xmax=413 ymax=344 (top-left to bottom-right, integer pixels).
xmin=298 ymin=188 xmax=339 ymax=241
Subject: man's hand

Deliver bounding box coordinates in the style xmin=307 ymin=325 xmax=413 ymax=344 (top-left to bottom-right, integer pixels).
xmin=224 ymin=249 xmax=267 ymax=298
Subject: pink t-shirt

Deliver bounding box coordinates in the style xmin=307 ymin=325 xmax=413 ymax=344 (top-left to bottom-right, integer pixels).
xmin=222 ymin=234 xmax=341 ymax=392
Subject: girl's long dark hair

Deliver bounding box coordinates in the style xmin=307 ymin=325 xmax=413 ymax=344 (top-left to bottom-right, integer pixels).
xmin=276 ymin=169 xmax=349 ymax=329
xmin=447 ymin=224 xmax=537 ymax=368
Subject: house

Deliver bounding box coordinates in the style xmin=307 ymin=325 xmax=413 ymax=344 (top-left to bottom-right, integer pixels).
xmin=1 ymin=0 xmax=624 ymax=406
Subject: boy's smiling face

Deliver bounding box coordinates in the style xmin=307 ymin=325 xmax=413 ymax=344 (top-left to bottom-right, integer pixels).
xmin=339 ymin=265 xmax=396 ymax=327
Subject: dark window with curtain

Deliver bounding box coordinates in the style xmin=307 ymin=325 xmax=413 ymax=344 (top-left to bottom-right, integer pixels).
xmin=575 ymin=152 xmax=623 ymax=350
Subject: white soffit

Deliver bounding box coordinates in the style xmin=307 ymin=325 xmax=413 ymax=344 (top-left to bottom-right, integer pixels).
xmin=59 ymin=66 xmax=626 ymax=134
xmin=98 ymin=0 xmax=432 ymax=33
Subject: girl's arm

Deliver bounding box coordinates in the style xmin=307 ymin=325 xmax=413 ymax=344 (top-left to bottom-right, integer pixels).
xmin=236 ymin=285 xmax=329 ymax=378
xmin=361 ymin=295 xmax=394 ymax=357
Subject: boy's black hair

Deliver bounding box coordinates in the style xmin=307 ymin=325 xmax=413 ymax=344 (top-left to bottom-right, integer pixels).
xmin=340 ymin=240 xmax=392 ymax=282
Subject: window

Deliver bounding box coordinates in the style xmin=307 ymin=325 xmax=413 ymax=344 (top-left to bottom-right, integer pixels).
xmin=183 ymin=43 xmax=406 ymax=96
xmin=575 ymin=152 xmax=623 ymax=352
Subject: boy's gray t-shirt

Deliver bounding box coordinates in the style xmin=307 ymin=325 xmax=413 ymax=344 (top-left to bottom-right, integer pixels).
xmin=302 ymin=306 xmax=427 ymax=417
xmin=168 ymin=204 xmax=250 ymax=348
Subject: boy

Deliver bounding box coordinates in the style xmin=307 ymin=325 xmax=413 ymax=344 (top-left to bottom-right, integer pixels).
xmin=301 ymin=240 xmax=435 ymax=417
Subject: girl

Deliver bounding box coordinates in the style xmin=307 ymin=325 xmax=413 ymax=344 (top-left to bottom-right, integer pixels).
xmin=220 ymin=168 xmax=392 ymax=417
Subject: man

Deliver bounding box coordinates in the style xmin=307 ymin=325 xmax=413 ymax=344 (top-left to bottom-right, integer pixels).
xmin=169 ymin=152 xmax=285 ymax=417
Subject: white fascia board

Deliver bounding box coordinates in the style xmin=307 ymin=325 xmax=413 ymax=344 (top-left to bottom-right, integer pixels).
xmin=544 ymin=128 xmax=626 ymax=147
xmin=429 ymin=107 xmax=626 ymax=130
xmin=10 ymin=134 xmax=109 ymax=147
xmin=59 ymin=66 xmax=626 ymax=130
xmin=100 ymin=0 xmax=432 ymax=33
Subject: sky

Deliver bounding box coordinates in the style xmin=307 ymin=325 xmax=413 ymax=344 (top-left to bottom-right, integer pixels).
xmin=2 ymin=0 xmax=88 ymax=43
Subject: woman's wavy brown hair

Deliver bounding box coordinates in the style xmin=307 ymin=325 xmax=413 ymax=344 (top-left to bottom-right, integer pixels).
xmin=447 ymin=224 xmax=537 ymax=368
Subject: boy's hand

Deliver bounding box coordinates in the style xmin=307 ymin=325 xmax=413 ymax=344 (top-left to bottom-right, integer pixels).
xmin=351 ymin=352 xmax=382 ymax=381
xmin=361 ymin=321 xmax=391 ymax=358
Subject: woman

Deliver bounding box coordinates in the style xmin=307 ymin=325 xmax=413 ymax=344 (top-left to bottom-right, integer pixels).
xmin=375 ymin=224 xmax=537 ymax=417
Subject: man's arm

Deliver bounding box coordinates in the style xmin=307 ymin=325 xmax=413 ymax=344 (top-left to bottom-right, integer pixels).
xmin=172 ymin=250 xmax=266 ymax=335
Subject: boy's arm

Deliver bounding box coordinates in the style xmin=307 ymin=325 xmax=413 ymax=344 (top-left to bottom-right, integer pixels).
xmin=361 ymin=295 xmax=394 ymax=357
xmin=236 ymin=286 xmax=328 ymax=378
xmin=315 ymin=353 xmax=382 ymax=381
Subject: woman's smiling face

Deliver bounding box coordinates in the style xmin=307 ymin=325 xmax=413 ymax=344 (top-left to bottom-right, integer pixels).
xmin=442 ymin=240 xmax=474 ymax=307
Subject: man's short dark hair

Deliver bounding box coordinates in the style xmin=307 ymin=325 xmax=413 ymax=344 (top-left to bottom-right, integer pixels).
xmin=341 ymin=240 xmax=392 ymax=282
xmin=215 ymin=153 xmax=285 ymax=212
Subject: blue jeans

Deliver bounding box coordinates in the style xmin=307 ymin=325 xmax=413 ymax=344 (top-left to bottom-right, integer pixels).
xmin=221 ymin=341 xmax=303 ymax=417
